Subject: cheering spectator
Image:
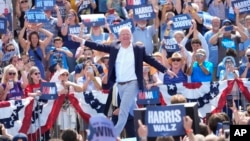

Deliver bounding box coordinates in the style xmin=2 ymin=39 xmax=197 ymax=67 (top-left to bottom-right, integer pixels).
xmin=15 ymin=0 xmax=31 ymax=30
xmin=143 ymin=62 xmax=162 ymax=90
xmin=187 ymin=48 xmax=213 ymax=82
xmin=46 ymin=37 xmax=73 ymax=75
xmin=0 ymin=64 xmax=27 ymax=101
xmin=18 ymin=20 xmax=53 ymax=79
xmin=24 ymin=66 xmax=44 ymax=97
xmin=106 ymin=0 xmax=126 ymax=19
xmin=61 ymin=9 xmax=83 ymax=72
xmin=75 ymin=0 xmax=96 ymax=15
xmin=218 ymin=56 xmax=239 ymax=81
xmin=0 ymin=31 xmax=20 ymax=57
xmin=52 ymin=0 xmax=71 ymax=21
xmin=210 ymin=19 xmax=248 ymax=66
xmin=164 ymin=52 xmax=188 ymax=84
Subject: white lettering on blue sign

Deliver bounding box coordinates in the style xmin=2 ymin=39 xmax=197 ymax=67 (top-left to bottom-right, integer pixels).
xmin=173 ymin=20 xmax=192 ymax=28
xmin=27 ymin=14 xmax=35 ymax=20
xmin=35 ymin=13 xmax=46 ymax=20
xmin=44 ymin=0 xmax=54 ymax=6
xmin=113 ymin=22 xmax=132 ymax=33
xmin=69 ymin=26 xmax=81 ymax=34
xmin=0 ymin=22 xmax=4 ymax=29
xmin=234 ymin=1 xmax=250 ymax=9
xmin=37 ymin=1 xmax=43 ymax=7
xmin=134 ymin=6 xmax=153 ymax=15
xmin=148 ymin=110 xmax=181 ymax=124
xmin=153 ymin=124 xmax=177 ymax=132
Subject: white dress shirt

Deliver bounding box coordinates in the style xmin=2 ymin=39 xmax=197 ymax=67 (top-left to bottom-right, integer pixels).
xmin=115 ymin=44 xmax=137 ymax=82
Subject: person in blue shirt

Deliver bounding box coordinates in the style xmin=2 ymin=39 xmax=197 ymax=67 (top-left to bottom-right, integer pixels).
xmin=187 ymin=48 xmax=213 ymax=82
xmin=46 ymin=37 xmax=73 ymax=74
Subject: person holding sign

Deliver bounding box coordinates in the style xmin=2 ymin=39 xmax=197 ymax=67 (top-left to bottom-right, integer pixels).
xmin=0 ymin=64 xmax=28 ymax=101
xmin=71 ymin=26 xmax=176 ymax=136
xmin=52 ymin=0 xmax=71 ymax=21
xmin=61 ymin=9 xmax=84 ymax=72
xmin=76 ymin=0 xmax=97 ymax=15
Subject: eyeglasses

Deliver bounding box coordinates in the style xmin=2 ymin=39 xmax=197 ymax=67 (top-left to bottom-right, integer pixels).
xmin=61 ymin=73 xmax=69 ymax=76
xmin=7 ymin=49 xmax=15 ymax=52
xmin=8 ymin=72 xmax=16 ymax=76
xmin=20 ymin=0 xmax=28 ymax=4
xmin=34 ymin=72 xmax=41 ymax=75
xmin=172 ymin=58 xmax=181 ymax=62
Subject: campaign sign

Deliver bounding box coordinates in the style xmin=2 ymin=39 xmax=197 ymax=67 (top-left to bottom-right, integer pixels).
xmin=163 ymin=36 xmax=179 ymax=52
xmin=40 ymin=82 xmax=58 ymax=100
xmin=133 ymin=4 xmax=156 ymax=21
xmin=145 ymin=105 xmax=186 ymax=137
xmin=88 ymin=115 xmax=116 ymax=141
xmin=106 ymin=14 xmax=117 ymax=24
xmin=2 ymin=51 xmax=16 ymax=62
xmin=126 ymin=0 xmax=148 ymax=9
xmin=232 ymin=0 xmax=250 ymax=14
xmin=80 ymin=14 xmax=106 ymax=27
xmin=35 ymin=0 xmax=55 ymax=10
xmin=137 ymin=87 xmax=160 ymax=105
xmin=110 ymin=19 xmax=135 ymax=38
xmin=159 ymin=0 xmax=167 ymax=5
xmin=171 ymin=14 xmax=192 ymax=30
xmin=68 ymin=24 xmax=81 ymax=41
xmin=26 ymin=9 xmax=48 ymax=23
xmin=0 ymin=17 xmax=7 ymax=34
xmin=198 ymin=12 xmax=213 ymax=27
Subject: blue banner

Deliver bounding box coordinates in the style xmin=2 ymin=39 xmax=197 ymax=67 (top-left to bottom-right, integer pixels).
xmin=35 ymin=0 xmax=55 ymax=10
xmin=26 ymin=9 xmax=48 ymax=23
xmin=146 ymin=105 xmax=186 ymax=137
xmin=133 ymin=4 xmax=156 ymax=21
xmin=232 ymin=0 xmax=250 ymax=14
xmin=171 ymin=14 xmax=192 ymax=30
xmin=2 ymin=51 xmax=16 ymax=62
xmin=68 ymin=24 xmax=81 ymax=41
xmin=162 ymin=36 xmax=179 ymax=52
xmin=126 ymin=0 xmax=148 ymax=9
xmin=110 ymin=19 xmax=135 ymax=38
xmin=80 ymin=14 xmax=106 ymax=27
xmin=40 ymin=82 xmax=58 ymax=100
xmin=137 ymin=87 xmax=160 ymax=105
xmin=158 ymin=0 xmax=167 ymax=5
xmin=0 ymin=17 xmax=7 ymax=34
xmin=198 ymin=12 xmax=213 ymax=28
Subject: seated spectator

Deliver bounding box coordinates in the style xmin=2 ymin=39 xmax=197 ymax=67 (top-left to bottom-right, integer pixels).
xmin=187 ymin=48 xmax=213 ymax=82
xmin=0 ymin=64 xmax=27 ymax=101
xmin=164 ymin=52 xmax=188 ymax=84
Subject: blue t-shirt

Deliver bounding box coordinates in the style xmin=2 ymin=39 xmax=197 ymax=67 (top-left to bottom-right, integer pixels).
xmin=204 ymin=30 xmax=218 ymax=67
xmin=49 ymin=46 xmax=70 ymax=70
xmin=239 ymin=64 xmax=250 ymax=78
xmin=28 ymin=47 xmax=45 ymax=79
xmin=163 ymin=69 xmax=187 ymax=84
xmin=90 ymin=33 xmax=109 ymax=44
xmin=191 ymin=61 xmax=213 ymax=82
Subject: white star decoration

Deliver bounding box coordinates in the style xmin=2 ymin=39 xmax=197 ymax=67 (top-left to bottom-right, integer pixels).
xmin=210 ymin=92 xmax=216 ymax=98
xmin=212 ymin=82 xmax=218 ymax=88
xmin=203 ymin=99 xmax=208 ymax=103
xmin=168 ymin=84 xmax=175 ymax=90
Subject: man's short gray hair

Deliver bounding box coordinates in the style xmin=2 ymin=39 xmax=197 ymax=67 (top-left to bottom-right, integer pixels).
xmin=118 ymin=26 xmax=132 ymax=36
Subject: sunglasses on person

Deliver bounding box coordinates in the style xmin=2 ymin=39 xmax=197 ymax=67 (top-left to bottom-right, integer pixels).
xmin=61 ymin=73 xmax=69 ymax=76
xmin=171 ymin=58 xmax=181 ymax=62
xmin=7 ymin=49 xmax=15 ymax=52
xmin=225 ymin=60 xmax=233 ymax=64
xmin=34 ymin=72 xmax=41 ymax=75
xmin=8 ymin=72 xmax=16 ymax=76
xmin=247 ymin=54 xmax=250 ymax=58
xmin=20 ymin=0 xmax=28 ymax=4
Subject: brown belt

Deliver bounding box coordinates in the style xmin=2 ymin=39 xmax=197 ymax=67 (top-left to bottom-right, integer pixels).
xmin=118 ymin=80 xmax=136 ymax=85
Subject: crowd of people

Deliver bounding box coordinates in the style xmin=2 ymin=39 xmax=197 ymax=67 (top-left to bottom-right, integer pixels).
xmin=0 ymin=0 xmax=250 ymax=141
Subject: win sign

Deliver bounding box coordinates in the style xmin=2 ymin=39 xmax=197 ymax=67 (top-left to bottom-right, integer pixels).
xmin=145 ymin=105 xmax=186 ymax=137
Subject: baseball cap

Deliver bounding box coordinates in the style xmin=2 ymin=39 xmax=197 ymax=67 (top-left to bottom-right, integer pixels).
xmin=12 ymin=133 xmax=28 ymax=141
xmin=222 ymin=19 xmax=232 ymax=26
xmin=88 ymin=114 xmax=116 ymax=141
